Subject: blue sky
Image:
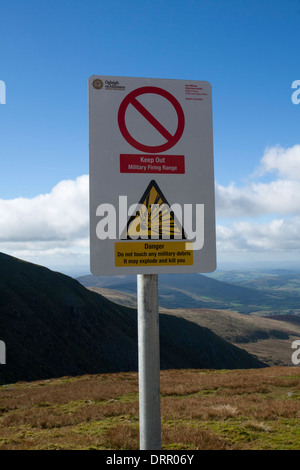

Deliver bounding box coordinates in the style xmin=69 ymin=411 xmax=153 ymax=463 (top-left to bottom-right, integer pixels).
xmin=1 ymin=0 xmax=300 ymax=273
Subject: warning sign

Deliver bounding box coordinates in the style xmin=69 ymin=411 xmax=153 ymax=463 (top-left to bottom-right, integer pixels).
xmin=89 ymin=75 xmax=216 ymax=275
xmin=115 ymin=242 xmax=193 ymax=267
xmin=116 ymin=180 xmax=193 ymax=268
xmin=125 ymin=180 xmax=186 ymax=240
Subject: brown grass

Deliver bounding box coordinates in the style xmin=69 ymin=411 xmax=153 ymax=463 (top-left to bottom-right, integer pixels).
xmin=0 ymin=367 xmax=299 ymax=450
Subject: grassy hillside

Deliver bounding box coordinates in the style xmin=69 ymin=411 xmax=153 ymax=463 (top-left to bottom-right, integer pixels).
xmin=170 ymin=308 xmax=300 ymax=367
xmin=0 ymin=253 xmax=265 ymax=385
xmin=0 ymin=367 xmax=299 ymax=450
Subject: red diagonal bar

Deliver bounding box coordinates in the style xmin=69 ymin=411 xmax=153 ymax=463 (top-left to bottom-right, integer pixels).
xmin=131 ymin=97 xmax=174 ymax=142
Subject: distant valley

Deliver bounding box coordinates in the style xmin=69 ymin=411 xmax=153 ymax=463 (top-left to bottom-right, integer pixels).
xmin=0 ymin=253 xmax=267 ymax=385
xmin=1 ymin=252 xmax=300 ymax=386
xmin=78 ymin=271 xmax=300 ymax=315
xmin=78 ymin=271 xmax=300 ymax=367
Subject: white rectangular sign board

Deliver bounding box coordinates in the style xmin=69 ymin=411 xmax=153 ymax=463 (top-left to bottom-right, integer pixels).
xmin=89 ymin=75 xmax=216 ymax=275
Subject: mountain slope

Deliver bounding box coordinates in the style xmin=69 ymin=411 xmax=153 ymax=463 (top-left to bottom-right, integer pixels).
xmin=87 ymin=287 xmax=300 ymax=366
xmin=0 ymin=253 xmax=265 ymax=384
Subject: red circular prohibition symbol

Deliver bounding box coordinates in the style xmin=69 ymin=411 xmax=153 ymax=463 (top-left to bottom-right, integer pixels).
xmin=118 ymin=86 xmax=185 ymax=153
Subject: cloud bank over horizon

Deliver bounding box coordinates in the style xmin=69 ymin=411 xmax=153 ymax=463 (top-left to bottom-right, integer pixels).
xmin=1 ymin=144 xmax=300 ymax=271
xmin=0 ymin=175 xmax=90 ymax=271
xmin=215 ymin=144 xmax=300 ymax=260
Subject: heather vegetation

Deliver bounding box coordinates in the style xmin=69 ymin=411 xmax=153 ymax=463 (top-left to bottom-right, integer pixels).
xmin=0 ymin=367 xmax=299 ymax=450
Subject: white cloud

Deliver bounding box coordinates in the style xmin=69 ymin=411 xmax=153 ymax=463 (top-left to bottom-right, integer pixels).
xmin=216 ymin=144 xmax=300 ymax=218
xmin=216 ymin=144 xmax=300 ymax=260
xmin=216 ymin=179 xmax=300 ymax=217
xmin=0 ymin=175 xmax=90 ymax=270
xmin=217 ymin=217 xmax=300 ymax=253
xmin=0 ymin=175 xmax=89 ymax=242
xmin=258 ymin=144 xmax=300 ymax=180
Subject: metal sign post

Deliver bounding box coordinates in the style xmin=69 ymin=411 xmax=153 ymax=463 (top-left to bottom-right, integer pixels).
xmin=137 ymin=274 xmax=161 ymax=450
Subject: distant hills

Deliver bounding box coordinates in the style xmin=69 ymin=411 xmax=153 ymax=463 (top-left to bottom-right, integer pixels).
xmin=0 ymin=253 xmax=266 ymax=385
xmin=218 ymin=271 xmax=300 ymax=298
xmin=77 ymin=272 xmax=300 ymax=315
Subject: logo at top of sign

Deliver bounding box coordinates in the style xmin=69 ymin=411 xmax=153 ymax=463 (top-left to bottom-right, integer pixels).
xmin=118 ymin=87 xmax=185 ymax=154
xmin=92 ymin=78 xmax=103 ymax=89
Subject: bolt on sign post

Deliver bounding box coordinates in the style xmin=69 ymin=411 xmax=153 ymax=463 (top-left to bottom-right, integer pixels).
xmin=89 ymin=76 xmax=216 ymax=450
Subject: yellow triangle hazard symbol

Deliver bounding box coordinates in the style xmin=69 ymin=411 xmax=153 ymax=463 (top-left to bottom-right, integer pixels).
xmin=126 ymin=180 xmax=186 ymax=240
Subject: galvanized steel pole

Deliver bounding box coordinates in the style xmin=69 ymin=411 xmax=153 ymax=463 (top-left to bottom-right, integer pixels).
xmin=137 ymin=273 xmax=161 ymax=450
